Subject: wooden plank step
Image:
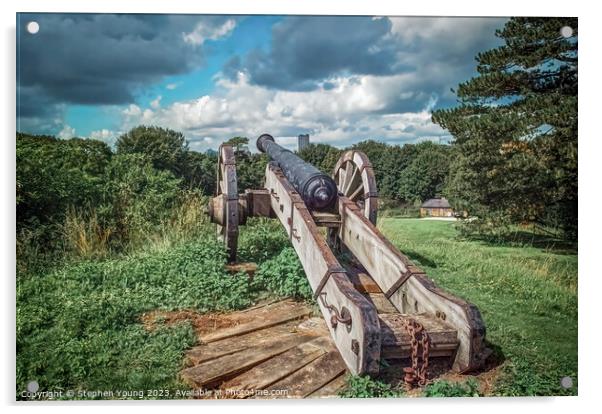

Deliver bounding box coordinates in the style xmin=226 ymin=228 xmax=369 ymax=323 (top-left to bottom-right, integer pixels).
xmin=200 ymin=299 xmax=312 ymax=343
xmin=184 ymin=321 xmax=300 ymax=366
xmin=307 ymin=373 xmax=348 ymax=398
xmin=181 ymin=332 xmax=317 ymax=388
xmin=364 ymin=293 xmax=398 ymax=314
xmin=380 ymin=313 xmax=459 ymax=360
xmin=310 ymin=211 xmax=341 ymax=227
xmin=258 ymin=350 xmax=347 ymax=399
xmin=221 ymin=337 xmax=332 ymax=396
xmin=346 ymin=270 xmax=382 ymax=294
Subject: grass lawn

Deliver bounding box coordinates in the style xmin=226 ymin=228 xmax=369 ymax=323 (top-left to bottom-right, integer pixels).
xmin=378 ymin=218 xmax=578 ymax=396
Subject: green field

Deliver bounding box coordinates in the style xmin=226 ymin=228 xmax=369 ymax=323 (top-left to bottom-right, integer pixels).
xmin=378 ymin=218 xmax=578 ymax=396
xmin=16 ymin=218 xmax=577 ymax=398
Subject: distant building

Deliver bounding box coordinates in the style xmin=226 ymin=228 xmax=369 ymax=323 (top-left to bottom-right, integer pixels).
xmin=420 ymin=197 xmax=454 ymax=217
xmin=298 ymin=134 xmax=310 ymax=151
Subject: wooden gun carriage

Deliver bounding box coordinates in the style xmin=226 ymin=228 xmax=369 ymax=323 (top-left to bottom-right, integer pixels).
xmin=207 ymin=134 xmax=488 ymax=383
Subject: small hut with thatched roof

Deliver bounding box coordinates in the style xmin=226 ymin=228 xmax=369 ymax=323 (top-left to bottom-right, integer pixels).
xmin=420 ymin=197 xmax=454 ymax=218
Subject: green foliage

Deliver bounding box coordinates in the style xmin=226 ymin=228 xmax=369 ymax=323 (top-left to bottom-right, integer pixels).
xmin=116 ymin=126 xmax=188 ymax=177
xmin=235 ymin=152 xmax=269 ymax=191
xmin=398 ymin=142 xmax=452 ymax=202
xmin=350 ymin=140 xmax=451 ymax=204
xmin=424 ymin=379 xmax=480 ymax=397
xmin=224 ymin=136 xmax=249 ymax=153
xmin=494 ymin=359 xmax=576 ymax=396
xmin=432 ymin=18 xmax=578 ymax=239
xmin=297 ymin=143 xmax=342 ymax=173
xmin=16 ymin=239 xmax=254 ymax=399
xmin=100 ymin=153 xmax=182 ymax=247
xmin=17 ymin=133 xmax=111 ymax=226
xmin=181 ymin=150 xmax=217 ymax=194
xmin=339 ymin=375 xmax=402 ymax=398
xmin=379 ymin=218 xmax=577 ymax=396
xmin=238 ymin=218 xmax=290 ymax=262
xmin=252 ymin=247 xmax=313 ymax=300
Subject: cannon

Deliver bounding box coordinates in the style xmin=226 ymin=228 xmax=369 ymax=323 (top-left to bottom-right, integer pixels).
xmin=207 ymin=134 xmax=489 ymax=381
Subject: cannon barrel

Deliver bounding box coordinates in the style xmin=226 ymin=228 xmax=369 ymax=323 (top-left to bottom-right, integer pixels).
xmin=257 ymin=134 xmax=338 ymax=210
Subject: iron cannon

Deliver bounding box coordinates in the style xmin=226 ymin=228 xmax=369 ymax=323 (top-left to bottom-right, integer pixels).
xmin=256 ymin=134 xmax=338 ymax=211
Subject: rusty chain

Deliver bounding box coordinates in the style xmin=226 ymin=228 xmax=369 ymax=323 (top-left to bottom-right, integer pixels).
xmin=401 ymin=317 xmax=430 ymax=388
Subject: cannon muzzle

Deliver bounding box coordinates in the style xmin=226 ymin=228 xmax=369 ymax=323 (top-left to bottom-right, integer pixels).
xmin=257 ymin=134 xmax=337 ymax=210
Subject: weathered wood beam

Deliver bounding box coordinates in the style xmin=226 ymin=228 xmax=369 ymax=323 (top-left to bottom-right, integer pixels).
xmin=336 ymin=196 xmax=488 ymax=372
xmin=264 ymin=164 xmax=381 ymax=375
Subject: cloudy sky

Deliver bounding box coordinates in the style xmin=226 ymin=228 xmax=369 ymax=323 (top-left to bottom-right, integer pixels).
xmin=17 ymin=14 xmax=507 ymax=151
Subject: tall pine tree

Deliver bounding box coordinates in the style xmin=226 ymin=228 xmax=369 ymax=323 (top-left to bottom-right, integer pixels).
xmin=433 ymin=18 xmax=577 ymax=239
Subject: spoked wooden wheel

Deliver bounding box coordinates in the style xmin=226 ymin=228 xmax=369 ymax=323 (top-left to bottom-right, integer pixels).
xmin=215 ymin=144 xmax=239 ymax=262
xmin=332 ymin=151 xmax=378 ymax=225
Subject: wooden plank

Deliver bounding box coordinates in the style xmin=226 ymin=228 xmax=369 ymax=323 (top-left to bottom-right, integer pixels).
xmin=185 ymin=321 xmax=300 ymax=366
xmin=221 ymin=337 xmax=331 ymax=396
xmin=200 ymin=300 xmax=312 ymax=343
xmin=259 ymin=350 xmax=347 ymax=399
xmin=379 ymin=313 xmax=458 ymax=360
xmin=364 ymin=293 xmax=398 ymax=314
xmin=181 ymin=333 xmax=316 ymax=388
xmin=379 ymin=313 xmax=458 ymax=347
xmin=307 ymin=374 xmax=348 ymax=398
xmin=345 ymin=270 xmax=382 ymax=294
xmin=296 ymin=317 xmax=330 ymax=338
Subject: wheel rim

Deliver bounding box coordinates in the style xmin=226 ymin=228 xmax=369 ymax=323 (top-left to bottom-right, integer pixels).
xmin=332 ymin=150 xmax=378 ymax=225
xmin=216 ymin=144 xmax=239 ymax=262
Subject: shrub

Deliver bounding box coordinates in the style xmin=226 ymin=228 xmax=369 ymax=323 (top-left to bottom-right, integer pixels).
xmin=237 ymin=218 xmax=290 ymax=262
xmin=100 ymin=153 xmax=182 ymax=248
xmin=252 ymin=247 xmax=312 ymax=300
xmin=338 ymin=375 xmax=401 ymax=398
xmin=423 ymin=379 xmax=480 ymax=397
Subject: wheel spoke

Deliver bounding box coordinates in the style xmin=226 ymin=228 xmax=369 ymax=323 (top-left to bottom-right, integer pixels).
xmin=349 ymin=183 xmax=364 ymax=201
xmin=343 ymin=164 xmax=361 ymax=196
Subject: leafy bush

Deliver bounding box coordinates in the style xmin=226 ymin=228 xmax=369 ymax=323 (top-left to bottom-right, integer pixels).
xmin=17 ymin=134 xmax=111 ymax=228
xmin=16 ymin=239 xmax=254 ymax=399
xmin=423 ymin=379 xmax=480 ymax=397
xmin=100 ymin=153 xmax=182 ymax=248
xmin=339 ymin=375 xmax=401 ymax=398
xmin=238 ymin=218 xmax=290 ymax=262
xmin=116 ymin=126 xmax=188 ymax=177
xmin=252 ymin=247 xmax=312 ymax=300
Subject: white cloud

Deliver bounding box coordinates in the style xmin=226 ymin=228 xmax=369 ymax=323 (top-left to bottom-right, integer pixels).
xmin=166 ymin=83 xmax=179 ymax=90
xmin=119 ymin=72 xmax=451 ymax=152
xmin=182 ymin=19 xmax=236 ymax=46
xmin=89 ymin=128 xmax=118 ymax=147
xmin=150 ymin=95 xmax=162 ymax=109
xmin=57 ymin=124 xmax=76 ymax=139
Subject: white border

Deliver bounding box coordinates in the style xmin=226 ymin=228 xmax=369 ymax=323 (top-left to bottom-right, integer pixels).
xmin=3 ymin=1 xmax=599 ymax=413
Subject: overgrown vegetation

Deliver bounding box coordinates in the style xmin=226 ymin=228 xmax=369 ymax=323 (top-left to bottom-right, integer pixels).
xmin=338 ymin=375 xmax=402 ymax=398
xmin=252 ymin=247 xmax=313 ymax=300
xmin=16 ymin=240 xmax=252 ymax=398
xmin=424 ymin=379 xmax=481 ymax=397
